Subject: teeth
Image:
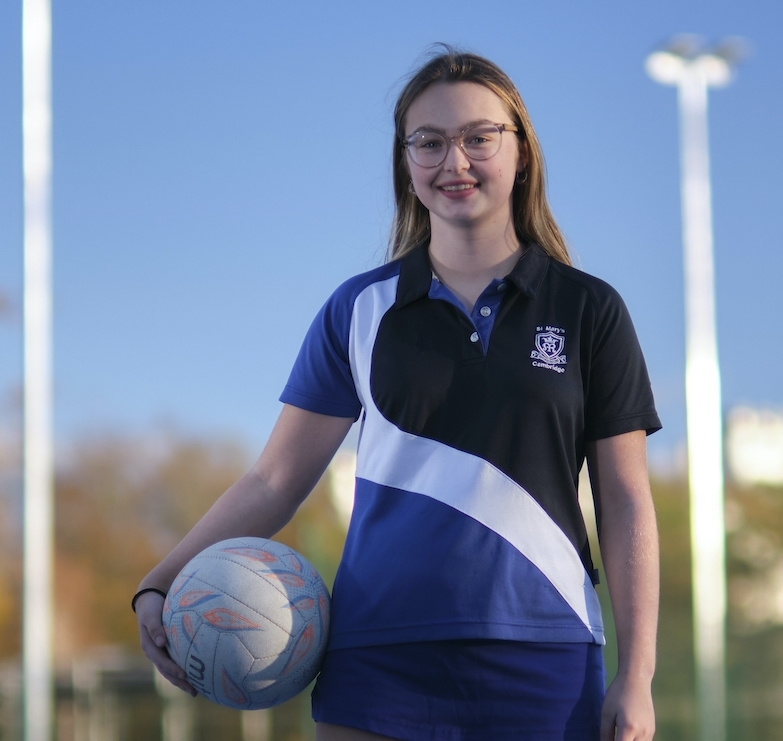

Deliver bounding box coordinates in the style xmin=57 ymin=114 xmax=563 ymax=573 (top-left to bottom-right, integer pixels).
xmin=441 ymin=184 xmax=475 ymax=191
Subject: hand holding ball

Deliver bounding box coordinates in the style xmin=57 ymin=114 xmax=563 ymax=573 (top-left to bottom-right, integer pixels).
xmin=162 ymin=537 xmax=330 ymax=709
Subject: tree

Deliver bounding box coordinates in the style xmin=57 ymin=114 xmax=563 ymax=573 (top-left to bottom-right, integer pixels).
xmin=53 ymin=431 xmax=250 ymax=660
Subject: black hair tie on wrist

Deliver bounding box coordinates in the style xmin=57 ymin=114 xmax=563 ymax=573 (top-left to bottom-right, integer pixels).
xmin=131 ymin=587 xmax=167 ymax=613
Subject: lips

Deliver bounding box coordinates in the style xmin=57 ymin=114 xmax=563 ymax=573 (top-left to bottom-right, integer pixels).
xmin=441 ymin=184 xmax=474 ymax=191
xmin=438 ymin=182 xmax=479 ymax=193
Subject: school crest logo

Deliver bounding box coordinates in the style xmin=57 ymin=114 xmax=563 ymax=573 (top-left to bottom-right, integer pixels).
xmin=531 ymin=328 xmax=567 ymax=373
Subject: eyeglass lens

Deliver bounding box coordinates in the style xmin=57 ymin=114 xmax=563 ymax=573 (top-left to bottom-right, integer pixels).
xmin=406 ymin=123 xmax=506 ymax=167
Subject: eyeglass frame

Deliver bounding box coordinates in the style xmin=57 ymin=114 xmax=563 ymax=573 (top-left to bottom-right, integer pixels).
xmin=402 ymin=121 xmax=521 ymax=168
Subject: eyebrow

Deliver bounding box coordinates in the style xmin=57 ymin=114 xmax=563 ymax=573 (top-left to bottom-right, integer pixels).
xmin=406 ymin=119 xmax=498 ymax=136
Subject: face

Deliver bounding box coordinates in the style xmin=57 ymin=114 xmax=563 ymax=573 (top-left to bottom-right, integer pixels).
xmin=404 ymin=81 xmax=527 ymax=233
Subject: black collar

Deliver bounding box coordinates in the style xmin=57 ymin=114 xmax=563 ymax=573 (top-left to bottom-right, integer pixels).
xmin=505 ymin=243 xmax=550 ymax=299
xmin=394 ymin=242 xmax=551 ymax=308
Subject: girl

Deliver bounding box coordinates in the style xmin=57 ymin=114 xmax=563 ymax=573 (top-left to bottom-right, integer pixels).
xmin=135 ymin=48 xmax=660 ymax=741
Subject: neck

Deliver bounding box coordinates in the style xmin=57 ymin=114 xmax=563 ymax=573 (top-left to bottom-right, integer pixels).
xmin=428 ymin=218 xmax=521 ymax=275
xmin=428 ymin=221 xmax=522 ymax=313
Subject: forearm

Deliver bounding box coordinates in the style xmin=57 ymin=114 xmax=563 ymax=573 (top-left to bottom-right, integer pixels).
xmin=137 ymin=405 xmax=354 ymax=594
xmin=588 ymin=431 xmax=659 ymax=740
xmin=135 ymin=407 xmax=353 ymax=694
xmin=137 ymin=467 xmax=301 ymax=593
xmin=600 ymin=490 xmax=659 ymax=683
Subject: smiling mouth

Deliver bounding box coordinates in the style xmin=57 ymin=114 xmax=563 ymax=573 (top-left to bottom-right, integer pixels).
xmin=440 ymin=183 xmax=477 ymax=192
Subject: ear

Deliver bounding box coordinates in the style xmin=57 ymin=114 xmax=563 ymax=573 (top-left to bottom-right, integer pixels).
xmin=400 ymin=145 xmax=411 ymax=176
xmin=517 ymin=139 xmax=530 ymax=173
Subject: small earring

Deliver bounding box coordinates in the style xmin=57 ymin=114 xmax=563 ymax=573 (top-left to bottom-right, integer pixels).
xmin=408 ymin=181 xmax=416 ymax=195
xmin=516 ymin=167 xmax=529 ymax=184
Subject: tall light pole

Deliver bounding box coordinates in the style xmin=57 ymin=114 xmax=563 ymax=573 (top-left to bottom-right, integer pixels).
xmin=22 ymin=0 xmax=54 ymax=739
xmin=646 ymin=35 xmax=743 ymax=741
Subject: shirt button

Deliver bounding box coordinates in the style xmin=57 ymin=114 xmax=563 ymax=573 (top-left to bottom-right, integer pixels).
xmin=480 ymin=306 xmax=491 ymax=317
xmin=469 ymin=332 xmax=479 ymax=343
xmin=497 ymin=283 xmax=507 ymax=292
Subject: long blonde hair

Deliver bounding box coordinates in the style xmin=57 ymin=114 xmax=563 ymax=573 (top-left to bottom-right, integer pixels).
xmin=388 ymin=47 xmax=571 ymax=266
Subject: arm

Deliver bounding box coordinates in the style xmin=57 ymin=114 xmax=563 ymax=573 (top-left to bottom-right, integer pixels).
xmin=587 ymin=430 xmax=659 ymax=741
xmin=135 ymin=404 xmax=354 ymax=693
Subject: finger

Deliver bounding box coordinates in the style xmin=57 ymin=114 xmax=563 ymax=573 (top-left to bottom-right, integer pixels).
xmin=139 ymin=627 xmax=197 ymax=695
xmin=147 ymin=645 xmax=198 ymax=696
xmin=150 ymin=626 xmax=168 ymax=648
xmin=135 ymin=594 xmax=197 ymax=696
xmin=608 ymin=722 xmax=637 ymax=741
xmin=157 ymin=666 xmax=198 ymax=696
xmin=599 ymin=713 xmax=616 ymax=741
xmin=136 ymin=596 xmax=169 ymax=648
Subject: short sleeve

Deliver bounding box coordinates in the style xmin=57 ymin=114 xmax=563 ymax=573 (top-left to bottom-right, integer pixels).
xmin=582 ymin=285 xmax=661 ymax=441
xmin=280 ymin=286 xmax=362 ymax=420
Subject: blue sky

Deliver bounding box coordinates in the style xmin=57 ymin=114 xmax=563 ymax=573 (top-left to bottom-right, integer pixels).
xmin=1 ymin=0 xmax=781 ymax=470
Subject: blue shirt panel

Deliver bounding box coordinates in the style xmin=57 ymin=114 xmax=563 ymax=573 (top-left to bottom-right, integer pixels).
xmin=280 ymin=261 xmax=400 ymax=419
xmin=428 ymin=277 xmax=507 ymax=354
xmin=329 ymin=478 xmax=596 ymax=649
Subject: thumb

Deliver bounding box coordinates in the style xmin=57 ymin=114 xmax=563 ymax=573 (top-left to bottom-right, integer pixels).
xmin=153 ymin=631 xmax=168 ymax=648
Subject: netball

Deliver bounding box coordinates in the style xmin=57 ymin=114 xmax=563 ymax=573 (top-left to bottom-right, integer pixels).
xmin=162 ymin=537 xmax=330 ymax=710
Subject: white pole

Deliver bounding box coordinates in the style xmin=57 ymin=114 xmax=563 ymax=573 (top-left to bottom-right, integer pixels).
xmin=22 ymin=0 xmax=54 ymax=739
xmin=646 ymin=42 xmax=733 ymax=741
xmin=678 ymin=62 xmax=726 ymax=741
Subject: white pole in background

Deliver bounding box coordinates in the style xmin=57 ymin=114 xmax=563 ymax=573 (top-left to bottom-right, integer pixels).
xmin=678 ymin=58 xmax=726 ymax=741
xmin=646 ymin=36 xmax=743 ymax=741
xmin=22 ymin=0 xmax=54 ymax=739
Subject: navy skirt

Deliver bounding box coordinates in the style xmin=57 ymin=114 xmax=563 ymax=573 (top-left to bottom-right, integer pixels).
xmin=311 ymin=640 xmax=605 ymax=741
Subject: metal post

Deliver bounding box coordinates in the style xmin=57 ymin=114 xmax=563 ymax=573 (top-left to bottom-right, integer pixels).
xmin=646 ymin=36 xmax=742 ymax=741
xmin=22 ymin=0 xmax=54 ymax=739
xmin=678 ymin=60 xmax=726 ymax=741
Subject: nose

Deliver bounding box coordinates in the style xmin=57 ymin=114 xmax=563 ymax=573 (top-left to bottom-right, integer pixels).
xmin=443 ymin=139 xmax=471 ymax=172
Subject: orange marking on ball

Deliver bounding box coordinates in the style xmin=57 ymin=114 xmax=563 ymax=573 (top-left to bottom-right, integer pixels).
xmin=179 ymin=589 xmax=215 ymax=607
xmin=170 ymin=576 xmax=189 ymax=596
xmin=169 ymin=624 xmax=179 ymax=650
xmin=183 ymin=614 xmax=194 ymax=640
xmin=267 ymin=573 xmax=305 ymax=588
xmin=281 ymin=624 xmax=314 ymax=676
xmin=221 ymin=547 xmax=277 ymax=563
xmin=203 ymin=607 xmax=262 ymax=630
xmin=285 ymin=554 xmax=303 ymax=572
xmin=221 ymin=668 xmax=248 ymax=706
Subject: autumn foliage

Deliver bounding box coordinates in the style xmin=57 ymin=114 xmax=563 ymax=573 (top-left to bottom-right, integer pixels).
xmin=0 ymin=430 xmax=347 ymax=667
xmin=1 ymin=430 xmax=783 ymax=738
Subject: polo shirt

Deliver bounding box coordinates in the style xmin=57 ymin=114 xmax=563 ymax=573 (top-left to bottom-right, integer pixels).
xmin=281 ymin=243 xmax=661 ymax=649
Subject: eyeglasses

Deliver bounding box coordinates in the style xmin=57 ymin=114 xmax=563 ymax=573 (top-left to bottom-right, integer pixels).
xmin=402 ymin=122 xmax=519 ymax=168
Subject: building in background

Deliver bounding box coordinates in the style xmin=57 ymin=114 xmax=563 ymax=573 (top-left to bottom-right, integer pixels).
xmin=726 ymin=407 xmax=783 ymax=487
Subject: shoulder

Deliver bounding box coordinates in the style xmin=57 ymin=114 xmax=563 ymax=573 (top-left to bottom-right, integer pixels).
xmin=307 ymin=260 xmax=402 ymax=343
xmin=517 ymin=245 xmax=627 ymax=316
xmin=537 ymin=258 xmax=642 ymax=352
xmin=324 ymin=260 xmax=402 ymax=309
xmin=546 ymin=259 xmax=626 ymax=308
xmin=544 ymin=259 xmax=634 ymax=333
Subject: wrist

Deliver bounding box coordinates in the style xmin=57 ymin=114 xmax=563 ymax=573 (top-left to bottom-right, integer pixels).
xmin=613 ymin=663 xmax=656 ymax=688
xmin=131 ymin=587 xmax=167 ymax=613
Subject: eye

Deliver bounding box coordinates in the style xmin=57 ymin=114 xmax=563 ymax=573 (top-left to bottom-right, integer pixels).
xmin=463 ymin=126 xmax=499 ymax=148
xmin=414 ymin=133 xmax=444 ymax=150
